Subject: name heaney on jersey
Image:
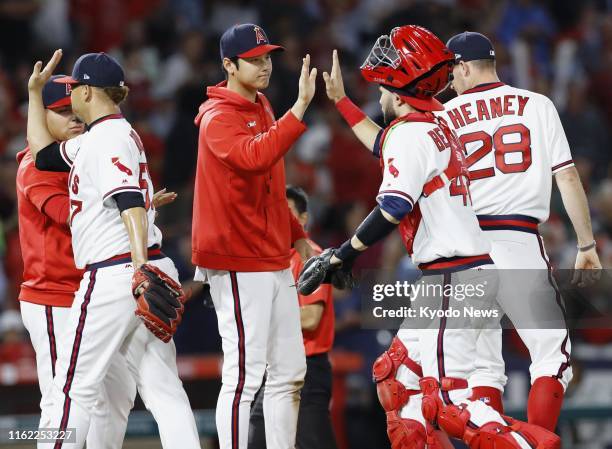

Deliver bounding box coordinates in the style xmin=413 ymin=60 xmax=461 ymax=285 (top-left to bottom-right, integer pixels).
xmin=446 ymin=94 xmax=530 ymax=130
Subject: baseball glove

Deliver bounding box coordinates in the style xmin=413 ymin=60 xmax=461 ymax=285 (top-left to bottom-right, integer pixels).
xmin=132 ymin=264 xmax=186 ymax=343
xmin=297 ymin=248 xmax=357 ymax=295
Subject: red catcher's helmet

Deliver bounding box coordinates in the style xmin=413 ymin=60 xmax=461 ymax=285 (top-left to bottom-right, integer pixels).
xmin=361 ymin=25 xmax=454 ymax=111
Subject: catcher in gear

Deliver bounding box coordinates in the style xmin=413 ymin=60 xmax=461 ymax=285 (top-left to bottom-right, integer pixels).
xmin=300 ymin=25 xmax=561 ymax=449
xmin=132 ymin=264 xmax=187 ymax=342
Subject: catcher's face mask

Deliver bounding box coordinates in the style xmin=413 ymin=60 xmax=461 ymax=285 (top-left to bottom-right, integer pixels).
xmin=360 ymin=34 xmax=412 ymax=88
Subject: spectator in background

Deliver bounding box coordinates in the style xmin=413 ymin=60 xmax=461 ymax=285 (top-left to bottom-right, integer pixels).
xmin=560 ymin=81 xmax=610 ymax=183
xmin=0 ymin=0 xmax=39 ymax=65
xmin=154 ymin=29 xmax=205 ymax=100
xmin=496 ymin=0 xmax=556 ymax=89
xmin=0 ymin=309 xmax=32 ymax=363
xmin=208 ymin=0 xmax=260 ymax=36
xmin=32 ymin=0 xmax=71 ymax=50
xmin=162 ymin=84 xmax=201 ymax=192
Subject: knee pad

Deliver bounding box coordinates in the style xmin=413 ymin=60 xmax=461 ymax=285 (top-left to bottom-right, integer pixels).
xmin=419 ymin=376 xmax=468 ymax=425
xmin=373 ymin=353 xmax=419 ymax=412
xmin=373 ymin=338 xmax=422 ymax=413
xmin=385 ymin=414 xmax=426 ymax=449
xmin=373 ymin=337 xmax=423 ymax=381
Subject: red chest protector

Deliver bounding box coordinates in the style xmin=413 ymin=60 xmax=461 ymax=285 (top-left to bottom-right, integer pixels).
xmin=378 ymin=113 xmax=469 ymax=254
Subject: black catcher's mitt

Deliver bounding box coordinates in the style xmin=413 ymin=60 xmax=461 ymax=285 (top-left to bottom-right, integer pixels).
xmin=297 ymin=249 xmax=356 ymax=295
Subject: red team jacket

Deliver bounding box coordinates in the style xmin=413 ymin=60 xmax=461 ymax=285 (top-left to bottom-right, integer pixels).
xmin=16 ymin=149 xmax=82 ymax=307
xmin=289 ymin=241 xmax=334 ymax=356
xmin=192 ymin=82 xmax=307 ymax=272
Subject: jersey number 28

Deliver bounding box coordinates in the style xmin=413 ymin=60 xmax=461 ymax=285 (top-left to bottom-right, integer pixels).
xmin=459 ymin=123 xmax=532 ymax=180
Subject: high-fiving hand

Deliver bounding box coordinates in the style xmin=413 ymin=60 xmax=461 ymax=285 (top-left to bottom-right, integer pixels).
xmin=28 ymin=49 xmax=63 ymax=92
xmin=291 ymin=54 xmax=317 ymax=121
xmin=322 ymin=49 xmax=347 ymax=103
xmin=297 ymin=53 xmax=318 ymax=105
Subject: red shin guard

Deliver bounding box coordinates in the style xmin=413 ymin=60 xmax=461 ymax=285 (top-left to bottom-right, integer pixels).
xmin=527 ymin=377 xmax=564 ymax=432
xmin=471 ymin=386 xmax=504 ymax=414
xmin=385 ymin=413 xmax=427 ymax=449
xmin=420 ymin=377 xmax=561 ymax=449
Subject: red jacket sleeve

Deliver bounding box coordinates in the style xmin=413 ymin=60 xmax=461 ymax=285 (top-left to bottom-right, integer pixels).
xmin=289 ymin=211 xmax=307 ymax=244
xmin=23 ymin=167 xmax=70 ymax=226
xmin=42 ymin=194 xmax=70 ymax=226
xmin=204 ymin=110 xmax=307 ymax=173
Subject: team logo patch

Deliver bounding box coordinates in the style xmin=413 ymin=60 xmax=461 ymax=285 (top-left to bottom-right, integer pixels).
xmin=387 ymin=158 xmax=399 ymax=178
xmin=254 ymin=26 xmax=267 ymax=44
xmin=112 ymin=157 xmax=133 ymax=176
xmin=65 ymin=84 xmax=72 ymax=95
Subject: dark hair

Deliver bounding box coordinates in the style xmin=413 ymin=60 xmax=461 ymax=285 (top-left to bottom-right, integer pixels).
xmin=286 ymin=185 xmax=308 ymax=214
xmin=222 ymin=56 xmax=240 ymax=79
xmin=468 ymin=59 xmax=496 ymax=71
xmin=102 ymin=86 xmax=130 ymax=104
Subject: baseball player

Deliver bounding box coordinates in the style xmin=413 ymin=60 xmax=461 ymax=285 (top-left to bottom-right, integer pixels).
xmin=443 ymin=31 xmax=602 ymax=431
xmin=18 ymin=75 xmax=192 ymax=449
xmin=17 ymin=75 xmax=134 ymax=448
xmin=25 ymin=50 xmax=200 ymax=449
xmin=248 ymin=186 xmax=338 ymax=449
xmin=192 ymin=24 xmax=317 ymax=449
xmin=299 ymin=25 xmax=560 ymax=448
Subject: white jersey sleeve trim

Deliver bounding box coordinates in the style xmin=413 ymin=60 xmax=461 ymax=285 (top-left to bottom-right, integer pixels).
xmin=60 ymin=141 xmax=73 ymax=167
xmin=551 ymin=159 xmax=574 ymax=174
xmin=376 ymin=190 xmax=416 ymax=207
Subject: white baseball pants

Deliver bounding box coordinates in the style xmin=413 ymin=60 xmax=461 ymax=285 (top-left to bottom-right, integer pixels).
xmin=202 ymin=268 xmax=306 ymax=449
xmin=39 ymin=257 xmax=200 ymax=449
xmin=470 ymin=230 xmax=572 ymax=391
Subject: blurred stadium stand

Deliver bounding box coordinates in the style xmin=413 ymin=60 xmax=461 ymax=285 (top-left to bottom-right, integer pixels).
xmin=0 ymin=0 xmax=611 ymax=447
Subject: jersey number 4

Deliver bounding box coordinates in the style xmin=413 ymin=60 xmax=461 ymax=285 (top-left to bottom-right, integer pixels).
xmin=459 ymin=123 xmax=532 ymax=180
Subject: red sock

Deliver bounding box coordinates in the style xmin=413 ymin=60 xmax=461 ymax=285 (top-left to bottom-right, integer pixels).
xmin=471 ymin=386 xmax=504 ymax=414
xmin=528 ymin=377 xmax=564 ymax=431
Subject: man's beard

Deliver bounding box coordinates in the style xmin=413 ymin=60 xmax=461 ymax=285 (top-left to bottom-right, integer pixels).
xmin=382 ymin=103 xmax=397 ymax=126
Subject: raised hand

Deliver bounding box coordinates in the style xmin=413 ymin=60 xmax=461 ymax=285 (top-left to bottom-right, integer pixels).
xmin=297 ymin=53 xmax=317 ymax=106
xmin=28 ymin=49 xmax=63 ymax=92
xmin=322 ymin=49 xmax=346 ymax=103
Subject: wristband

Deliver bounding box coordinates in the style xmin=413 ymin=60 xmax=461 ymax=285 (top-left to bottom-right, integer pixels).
xmin=577 ymin=240 xmax=596 ymax=252
xmin=336 ymin=97 xmax=366 ymax=127
xmin=335 ymin=240 xmax=361 ymax=262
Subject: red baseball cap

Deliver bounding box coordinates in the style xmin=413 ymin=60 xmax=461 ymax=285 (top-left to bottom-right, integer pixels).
xmin=43 ymin=75 xmax=72 ymax=109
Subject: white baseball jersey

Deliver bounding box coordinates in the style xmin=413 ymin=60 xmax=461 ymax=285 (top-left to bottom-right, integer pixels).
xmin=377 ymin=115 xmax=490 ymax=266
xmin=442 ymin=82 xmax=574 ymax=223
xmin=60 ymin=114 xmax=162 ymax=268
